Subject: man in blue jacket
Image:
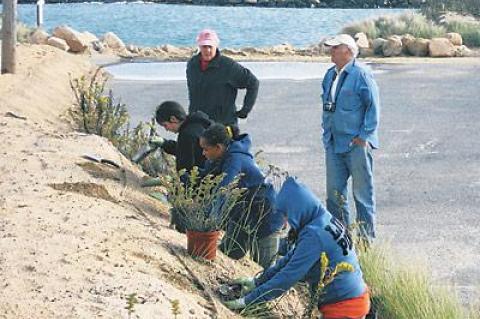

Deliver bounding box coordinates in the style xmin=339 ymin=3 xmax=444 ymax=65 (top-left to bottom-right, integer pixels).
xmin=321 ymin=34 xmax=380 ymax=241
xmin=222 ymin=177 xmax=370 ymax=318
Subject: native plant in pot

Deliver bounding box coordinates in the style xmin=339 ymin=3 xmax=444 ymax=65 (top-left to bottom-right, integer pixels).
xmin=159 ymin=167 xmax=245 ymax=260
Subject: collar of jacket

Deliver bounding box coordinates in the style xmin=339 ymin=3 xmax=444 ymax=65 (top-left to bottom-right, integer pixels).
xmin=194 ymin=49 xmax=222 ymax=70
xmin=339 ymin=58 xmax=356 ymax=75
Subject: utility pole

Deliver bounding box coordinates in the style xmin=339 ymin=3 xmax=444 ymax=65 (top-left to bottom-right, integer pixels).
xmin=1 ymin=0 xmax=17 ymax=74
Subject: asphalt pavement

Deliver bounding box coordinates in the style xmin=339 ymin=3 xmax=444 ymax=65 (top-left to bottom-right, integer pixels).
xmin=109 ymin=60 xmax=480 ymax=305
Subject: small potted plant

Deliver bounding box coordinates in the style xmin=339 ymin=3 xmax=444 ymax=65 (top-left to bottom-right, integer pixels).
xmin=159 ymin=167 xmax=244 ymax=260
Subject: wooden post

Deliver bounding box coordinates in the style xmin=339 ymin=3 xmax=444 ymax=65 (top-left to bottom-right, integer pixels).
xmin=36 ymin=0 xmax=44 ymax=28
xmin=1 ymin=0 xmax=17 ymax=74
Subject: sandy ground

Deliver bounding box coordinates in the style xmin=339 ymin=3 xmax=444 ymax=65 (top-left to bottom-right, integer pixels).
xmin=0 ymin=45 xmax=304 ymax=318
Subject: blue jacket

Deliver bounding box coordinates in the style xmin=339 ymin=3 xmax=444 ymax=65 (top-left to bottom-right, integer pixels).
xmin=244 ymin=177 xmax=366 ymax=306
xmin=204 ymin=134 xmax=284 ymax=237
xmin=322 ymin=59 xmax=380 ymax=153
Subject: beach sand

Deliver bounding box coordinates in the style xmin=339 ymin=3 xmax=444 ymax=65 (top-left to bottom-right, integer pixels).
xmin=0 ymin=45 xmax=308 ymax=318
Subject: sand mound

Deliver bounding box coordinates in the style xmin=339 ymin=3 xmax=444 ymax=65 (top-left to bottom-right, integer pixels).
xmin=0 ymin=45 xmax=303 ymax=318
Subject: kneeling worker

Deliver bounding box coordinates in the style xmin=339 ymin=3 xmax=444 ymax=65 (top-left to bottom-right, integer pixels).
xmin=223 ymin=177 xmax=370 ymax=319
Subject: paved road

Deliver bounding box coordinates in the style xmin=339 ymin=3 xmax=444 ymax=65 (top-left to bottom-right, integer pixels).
xmin=109 ymin=61 xmax=480 ymax=305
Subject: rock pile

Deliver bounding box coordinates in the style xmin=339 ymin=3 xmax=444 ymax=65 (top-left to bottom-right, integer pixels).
xmin=29 ymin=25 xmax=474 ymax=60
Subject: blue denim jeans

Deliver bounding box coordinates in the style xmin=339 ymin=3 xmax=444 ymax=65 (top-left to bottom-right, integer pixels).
xmin=325 ymin=143 xmax=376 ymax=240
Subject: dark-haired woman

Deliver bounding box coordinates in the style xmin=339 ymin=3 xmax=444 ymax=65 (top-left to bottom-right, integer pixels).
xmin=199 ymin=124 xmax=284 ymax=269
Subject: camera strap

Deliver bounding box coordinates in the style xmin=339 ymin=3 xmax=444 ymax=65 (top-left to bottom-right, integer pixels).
xmin=330 ymin=71 xmax=348 ymax=103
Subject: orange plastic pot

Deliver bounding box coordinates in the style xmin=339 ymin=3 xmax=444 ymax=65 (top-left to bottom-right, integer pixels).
xmin=186 ymin=230 xmax=220 ymax=260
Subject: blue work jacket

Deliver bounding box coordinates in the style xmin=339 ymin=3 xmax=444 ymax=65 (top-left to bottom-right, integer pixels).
xmin=321 ymin=59 xmax=380 ymax=153
xmin=244 ymin=177 xmax=366 ymax=307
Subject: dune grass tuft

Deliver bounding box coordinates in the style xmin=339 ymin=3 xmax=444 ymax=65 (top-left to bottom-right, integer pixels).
xmin=359 ymin=244 xmax=475 ymax=319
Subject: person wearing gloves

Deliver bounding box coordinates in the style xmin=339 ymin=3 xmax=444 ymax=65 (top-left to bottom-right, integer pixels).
xmin=199 ymin=124 xmax=284 ymax=269
xmin=223 ymin=177 xmax=370 ymax=319
xmin=187 ymin=29 xmax=259 ymax=125
xmin=154 ymin=100 xmax=212 ymax=173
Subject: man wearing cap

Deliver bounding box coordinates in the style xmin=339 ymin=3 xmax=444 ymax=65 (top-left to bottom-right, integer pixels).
xmin=321 ymin=34 xmax=380 ymax=242
xmin=186 ymin=29 xmax=259 ymax=126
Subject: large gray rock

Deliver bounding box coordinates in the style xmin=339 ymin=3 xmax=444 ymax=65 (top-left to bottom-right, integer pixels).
xmin=52 ymin=25 xmax=88 ymax=53
xmin=446 ymin=32 xmax=463 ymax=46
xmin=102 ymin=32 xmax=125 ymax=50
xmin=47 ymin=36 xmax=69 ymax=51
xmin=372 ymin=38 xmax=387 ymax=55
xmin=271 ymin=43 xmax=295 ymax=55
xmin=29 ymin=28 xmax=49 ymax=45
xmin=79 ymin=31 xmax=99 ymax=44
xmin=428 ymin=38 xmax=456 ymax=57
xmin=354 ymin=32 xmax=369 ymax=49
xmin=455 ymin=45 xmax=472 ymax=57
xmin=382 ymin=36 xmax=402 ymax=57
xmin=401 ymin=34 xmax=415 ymax=55
xmin=406 ymin=38 xmax=430 ymax=57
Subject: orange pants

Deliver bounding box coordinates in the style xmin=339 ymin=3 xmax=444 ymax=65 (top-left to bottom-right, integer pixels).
xmin=319 ymin=290 xmax=370 ymax=319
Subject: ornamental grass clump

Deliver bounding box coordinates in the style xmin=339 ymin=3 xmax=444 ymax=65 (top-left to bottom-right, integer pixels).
xmin=358 ymin=244 xmax=474 ymax=319
xmin=159 ymin=167 xmax=245 ymax=232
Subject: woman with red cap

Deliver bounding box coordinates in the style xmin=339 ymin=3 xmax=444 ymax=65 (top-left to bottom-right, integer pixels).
xmin=186 ymin=29 xmax=259 ymax=126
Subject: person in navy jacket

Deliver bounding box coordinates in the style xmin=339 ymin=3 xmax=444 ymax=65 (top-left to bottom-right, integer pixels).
xmin=199 ymin=123 xmax=284 ymax=269
xmin=223 ymin=177 xmax=370 ymax=319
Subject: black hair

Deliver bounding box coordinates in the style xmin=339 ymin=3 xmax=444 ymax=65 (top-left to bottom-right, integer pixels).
xmin=155 ymin=101 xmax=187 ymax=124
xmin=201 ymin=123 xmax=240 ymax=147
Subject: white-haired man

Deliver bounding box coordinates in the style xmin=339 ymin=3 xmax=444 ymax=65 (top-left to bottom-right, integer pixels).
xmin=321 ymin=34 xmax=380 ymax=242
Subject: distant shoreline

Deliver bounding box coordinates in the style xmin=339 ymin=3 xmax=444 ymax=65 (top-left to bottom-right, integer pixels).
xmin=17 ymin=0 xmax=421 ymax=10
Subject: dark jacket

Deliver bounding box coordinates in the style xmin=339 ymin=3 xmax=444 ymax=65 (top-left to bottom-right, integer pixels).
xmin=245 ymin=177 xmax=366 ymax=306
xmin=186 ymin=50 xmax=259 ymax=125
xmin=203 ymin=134 xmax=284 ymax=238
xmin=161 ymin=111 xmax=212 ymax=172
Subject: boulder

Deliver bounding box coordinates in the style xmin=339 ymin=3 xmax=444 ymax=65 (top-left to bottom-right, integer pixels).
xmin=271 ymin=43 xmax=295 ymax=55
xmin=79 ymin=31 xmax=99 ymax=44
xmin=126 ymin=44 xmax=139 ymax=54
xmin=242 ymin=46 xmax=269 ymax=55
xmin=401 ymin=34 xmax=415 ymax=55
xmin=47 ymin=37 xmax=69 ymax=51
xmin=52 ymin=25 xmax=88 ymax=53
xmin=446 ymin=32 xmax=463 ymax=46
xmin=91 ymin=41 xmax=105 ymax=53
xmin=455 ymin=45 xmax=472 ymax=57
xmin=358 ymin=47 xmax=374 ymax=58
xmin=354 ymin=32 xmax=369 ymax=49
xmin=244 ymin=0 xmax=257 ymax=4
xmin=372 ymin=38 xmax=387 ymax=55
xmin=428 ymin=38 xmax=456 ymax=57
xmin=406 ymin=38 xmax=430 ymax=57
xmin=382 ymin=36 xmax=402 ymax=57
xmin=222 ymin=48 xmax=248 ymax=56
xmin=102 ymin=32 xmax=125 ymax=50
xmin=161 ymin=44 xmax=181 ymax=54
xmin=29 ymin=28 xmax=49 ymax=45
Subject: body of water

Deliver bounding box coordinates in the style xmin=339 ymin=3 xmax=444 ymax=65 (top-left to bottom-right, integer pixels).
xmin=13 ymin=3 xmax=409 ymax=47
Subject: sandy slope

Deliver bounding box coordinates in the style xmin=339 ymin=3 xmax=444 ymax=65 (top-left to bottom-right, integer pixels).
xmin=0 ymin=45 xmax=303 ymax=318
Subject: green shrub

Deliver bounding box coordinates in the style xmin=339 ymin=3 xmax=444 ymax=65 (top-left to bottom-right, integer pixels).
xmin=421 ymin=0 xmax=480 ymax=19
xmin=359 ymin=244 xmax=474 ymax=319
xmin=447 ymin=20 xmax=480 ymax=46
xmin=70 ymin=69 xmax=168 ymax=175
xmin=342 ymin=13 xmax=446 ymax=40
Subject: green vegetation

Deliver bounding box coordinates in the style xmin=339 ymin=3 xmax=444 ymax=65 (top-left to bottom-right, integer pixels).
xmin=170 ymin=299 xmax=181 ymax=318
xmin=446 ymin=20 xmax=480 ymax=46
xmin=421 ymin=0 xmax=480 ymax=19
xmin=0 ymin=15 xmax=34 ymax=43
xmin=70 ymin=69 xmax=168 ymax=176
xmin=342 ymin=12 xmax=445 ymax=40
xmin=342 ymin=12 xmax=480 ymax=47
xmin=359 ymin=244 xmax=475 ymax=319
xmin=158 ymin=167 xmax=245 ymax=232
xmin=125 ymin=293 xmax=138 ymax=319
